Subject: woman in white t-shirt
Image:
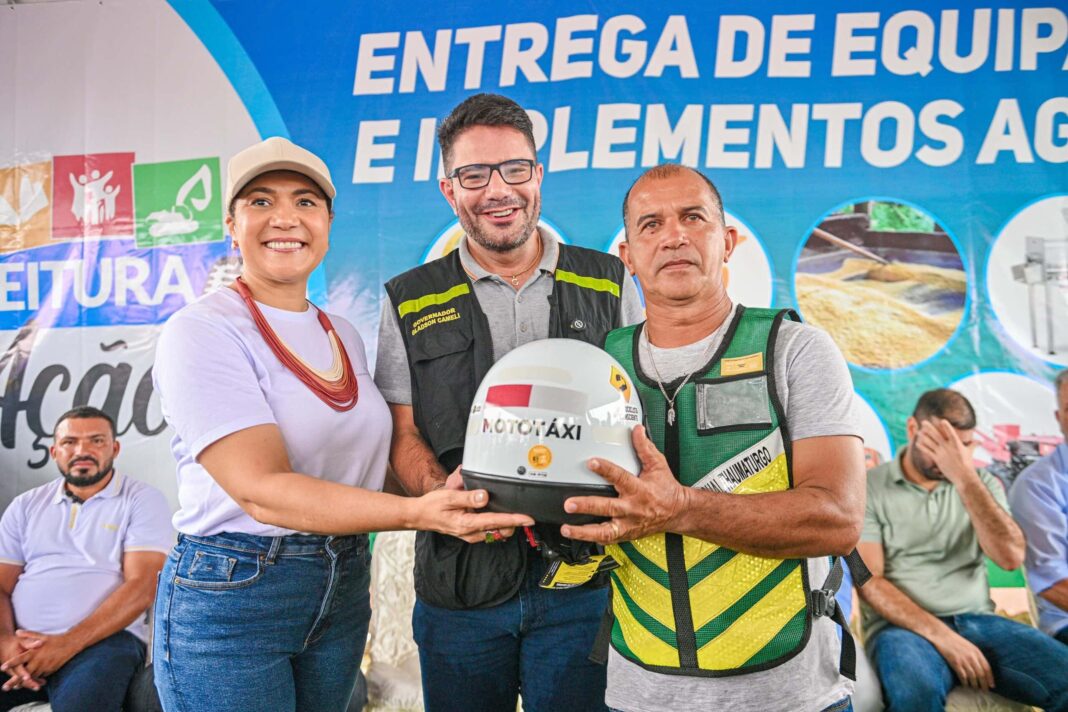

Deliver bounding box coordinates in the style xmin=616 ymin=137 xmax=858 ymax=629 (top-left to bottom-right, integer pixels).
xmin=151 ymin=137 xmax=532 ymax=712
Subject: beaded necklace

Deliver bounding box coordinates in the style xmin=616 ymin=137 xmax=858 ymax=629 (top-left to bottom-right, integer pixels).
xmin=234 ymin=277 xmax=358 ymax=411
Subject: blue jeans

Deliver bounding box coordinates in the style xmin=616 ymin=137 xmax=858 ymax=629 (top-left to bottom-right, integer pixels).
xmin=0 ymin=630 xmax=145 ymax=712
xmin=153 ymin=532 xmax=371 ymax=712
xmin=869 ymin=613 xmax=1068 ymax=712
xmin=413 ymin=555 xmax=609 ymax=712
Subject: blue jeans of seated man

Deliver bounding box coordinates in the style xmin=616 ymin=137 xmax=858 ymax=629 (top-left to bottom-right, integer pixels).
xmin=0 ymin=629 xmax=144 ymax=712
xmin=153 ymin=532 xmax=371 ymax=712
xmin=869 ymin=613 xmax=1068 ymax=712
xmin=413 ymin=554 xmax=609 ymax=712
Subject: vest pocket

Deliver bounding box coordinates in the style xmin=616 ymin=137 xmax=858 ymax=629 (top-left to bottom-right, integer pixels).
xmin=409 ymin=329 xmax=475 ymax=443
xmin=694 ymin=375 xmax=772 ymax=435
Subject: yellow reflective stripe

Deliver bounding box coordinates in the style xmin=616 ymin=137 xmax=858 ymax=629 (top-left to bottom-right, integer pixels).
xmin=627 ymin=534 xmax=669 ymax=571
xmin=554 ymin=270 xmax=620 ymax=298
xmin=688 ymin=552 xmax=786 ymax=630
xmin=396 ymin=284 xmax=471 ymax=318
xmin=732 ymin=452 xmax=790 ymax=495
xmin=611 ymin=580 xmax=681 ymax=667
xmin=610 ymin=545 xmax=677 ymax=634
xmin=682 ymin=537 xmax=721 ymax=572
xmin=696 ymin=566 xmax=807 ymax=669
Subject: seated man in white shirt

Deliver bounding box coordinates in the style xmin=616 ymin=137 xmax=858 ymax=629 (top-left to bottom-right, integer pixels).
xmin=0 ymin=406 xmax=173 ymax=712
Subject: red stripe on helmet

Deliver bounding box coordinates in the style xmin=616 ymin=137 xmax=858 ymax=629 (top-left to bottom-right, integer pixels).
xmin=486 ymin=384 xmax=532 ymax=407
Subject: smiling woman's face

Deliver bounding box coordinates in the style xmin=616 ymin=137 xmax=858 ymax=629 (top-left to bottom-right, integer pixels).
xmin=226 ymin=170 xmax=332 ymax=288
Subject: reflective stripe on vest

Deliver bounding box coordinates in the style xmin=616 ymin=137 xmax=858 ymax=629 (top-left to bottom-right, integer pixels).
xmin=554 ymin=269 xmax=621 ymax=297
xmin=396 ymin=283 xmax=471 ymax=318
xmin=604 ymin=306 xmax=811 ymax=677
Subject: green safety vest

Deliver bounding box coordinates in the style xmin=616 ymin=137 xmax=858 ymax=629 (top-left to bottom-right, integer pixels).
xmin=604 ymin=306 xmax=813 ymax=677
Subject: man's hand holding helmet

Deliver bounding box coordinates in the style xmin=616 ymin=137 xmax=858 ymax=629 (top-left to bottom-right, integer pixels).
xmin=560 ymin=426 xmax=688 ymax=545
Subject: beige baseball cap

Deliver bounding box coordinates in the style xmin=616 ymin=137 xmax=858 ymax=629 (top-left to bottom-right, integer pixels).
xmin=225 ymin=136 xmax=336 ymax=208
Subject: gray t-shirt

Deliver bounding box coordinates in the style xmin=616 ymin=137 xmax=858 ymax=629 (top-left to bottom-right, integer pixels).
xmin=375 ymin=232 xmax=645 ymax=404
xmin=606 ymin=304 xmax=861 ymax=712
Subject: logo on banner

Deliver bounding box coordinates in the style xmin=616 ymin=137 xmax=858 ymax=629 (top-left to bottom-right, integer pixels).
xmin=133 ymin=158 xmax=223 ymax=248
xmin=0 ymin=161 xmax=52 ymax=253
xmin=52 ymin=153 xmax=135 ymax=239
xmin=0 ymin=151 xmax=233 ymax=328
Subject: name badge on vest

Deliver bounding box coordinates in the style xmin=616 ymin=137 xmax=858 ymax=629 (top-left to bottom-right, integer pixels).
xmin=692 ymin=430 xmax=787 ymax=493
xmin=720 ymin=352 xmax=763 ymax=376
xmin=695 ymin=375 xmax=772 ymax=432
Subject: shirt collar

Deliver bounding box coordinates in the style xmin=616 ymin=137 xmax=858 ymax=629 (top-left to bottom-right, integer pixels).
xmin=51 ymin=480 xmax=67 ymax=505
xmin=889 ymin=446 xmax=945 ymax=492
xmin=888 ymin=447 xmax=908 ymax=484
xmin=50 ymin=471 xmax=123 ymax=504
xmin=1055 ymin=442 xmax=1068 ymax=471
xmin=96 ymin=471 xmax=123 ymax=499
xmin=458 ymin=230 xmax=558 ymax=282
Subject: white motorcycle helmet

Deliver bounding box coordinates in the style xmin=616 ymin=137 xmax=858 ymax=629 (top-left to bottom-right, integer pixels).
xmin=462 ymin=338 xmax=643 ymax=525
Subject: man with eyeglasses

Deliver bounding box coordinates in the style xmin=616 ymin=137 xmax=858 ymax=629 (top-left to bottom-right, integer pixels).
xmin=376 ymin=93 xmax=643 ymax=711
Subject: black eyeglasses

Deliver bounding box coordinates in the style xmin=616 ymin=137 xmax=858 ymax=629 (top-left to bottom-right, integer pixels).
xmin=447 ymin=159 xmax=536 ymax=189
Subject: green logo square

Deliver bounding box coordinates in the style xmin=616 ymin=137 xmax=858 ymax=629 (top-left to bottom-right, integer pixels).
xmin=133 ymin=157 xmax=223 ymax=248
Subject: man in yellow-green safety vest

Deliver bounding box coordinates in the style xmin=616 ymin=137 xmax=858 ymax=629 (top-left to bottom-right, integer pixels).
xmin=563 ymin=164 xmax=869 ymax=712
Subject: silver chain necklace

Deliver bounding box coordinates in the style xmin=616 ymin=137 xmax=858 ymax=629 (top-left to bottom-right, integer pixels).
xmin=642 ymin=332 xmax=718 ymax=426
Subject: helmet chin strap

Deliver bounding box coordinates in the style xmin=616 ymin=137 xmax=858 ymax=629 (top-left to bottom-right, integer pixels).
xmin=529 ymin=523 xmax=600 ymax=565
xmin=528 ymin=524 xmax=621 ymax=590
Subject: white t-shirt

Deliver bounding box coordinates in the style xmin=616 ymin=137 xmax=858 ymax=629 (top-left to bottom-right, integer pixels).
xmin=0 ymin=474 xmax=174 ymax=643
xmin=154 ymin=288 xmax=390 ymax=537
xmin=606 ymin=305 xmax=861 ymax=712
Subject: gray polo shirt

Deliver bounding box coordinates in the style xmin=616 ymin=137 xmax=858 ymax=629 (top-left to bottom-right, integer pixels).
xmin=375 ymin=232 xmax=644 ymax=405
xmin=860 ymin=448 xmax=1009 ymax=641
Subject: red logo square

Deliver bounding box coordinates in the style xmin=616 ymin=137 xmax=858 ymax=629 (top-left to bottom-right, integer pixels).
xmin=51 ymin=153 xmax=134 ymax=238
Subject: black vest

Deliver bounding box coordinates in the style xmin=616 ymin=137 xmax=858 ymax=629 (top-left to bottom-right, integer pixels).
xmin=385 ymin=243 xmax=628 ymax=608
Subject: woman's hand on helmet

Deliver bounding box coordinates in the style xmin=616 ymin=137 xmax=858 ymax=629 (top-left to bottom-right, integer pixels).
xmin=560 ymin=425 xmax=687 ymax=544
xmin=443 ymin=467 xmax=522 ymax=542
xmin=418 ymin=467 xmax=533 ymax=543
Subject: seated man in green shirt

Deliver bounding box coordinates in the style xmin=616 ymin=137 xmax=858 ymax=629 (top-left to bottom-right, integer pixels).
xmin=858 ymin=388 xmax=1068 ymax=712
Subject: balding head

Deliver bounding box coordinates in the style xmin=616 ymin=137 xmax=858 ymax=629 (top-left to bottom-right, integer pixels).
xmin=622 ymin=165 xmax=725 ymax=238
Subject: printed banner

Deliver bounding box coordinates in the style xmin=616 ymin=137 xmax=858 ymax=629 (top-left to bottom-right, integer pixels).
xmin=0 ymin=0 xmax=1065 ymax=511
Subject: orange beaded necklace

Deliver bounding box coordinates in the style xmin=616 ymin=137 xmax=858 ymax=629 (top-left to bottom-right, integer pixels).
xmin=234 ymin=277 xmax=358 ymax=411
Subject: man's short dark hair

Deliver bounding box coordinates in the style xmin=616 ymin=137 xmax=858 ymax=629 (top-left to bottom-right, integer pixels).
xmin=437 ymin=93 xmax=537 ymax=173
xmin=55 ymin=406 xmax=117 ymax=439
xmin=621 ymin=164 xmax=725 ymax=236
xmin=912 ymin=389 xmax=976 ymax=431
